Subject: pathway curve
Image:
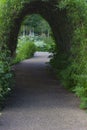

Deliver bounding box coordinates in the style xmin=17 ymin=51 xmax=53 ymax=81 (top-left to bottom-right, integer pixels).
xmin=0 ymin=52 xmax=87 ymax=130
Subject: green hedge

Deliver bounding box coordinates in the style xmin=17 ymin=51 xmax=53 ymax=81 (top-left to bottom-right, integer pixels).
xmin=50 ymin=0 xmax=87 ymax=109
xmin=0 ymin=45 xmax=13 ymax=109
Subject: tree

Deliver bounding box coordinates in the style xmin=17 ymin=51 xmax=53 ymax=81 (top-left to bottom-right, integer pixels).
xmin=21 ymin=14 xmax=51 ymax=36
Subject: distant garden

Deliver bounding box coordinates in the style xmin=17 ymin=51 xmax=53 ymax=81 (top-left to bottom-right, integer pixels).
xmin=13 ymin=14 xmax=55 ymax=64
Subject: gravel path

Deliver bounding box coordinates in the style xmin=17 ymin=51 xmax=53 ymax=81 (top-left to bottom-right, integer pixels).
xmin=0 ymin=52 xmax=87 ymax=130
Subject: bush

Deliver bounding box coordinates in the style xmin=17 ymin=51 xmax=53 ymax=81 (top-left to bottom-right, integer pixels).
xmin=50 ymin=0 xmax=87 ymax=109
xmin=0 ymin=45 xmax=13 ymax=109
xmin=35 ymin=36 xmax=55 ymax=52
xmin=13 ymin=36 xmax=36 ymax=64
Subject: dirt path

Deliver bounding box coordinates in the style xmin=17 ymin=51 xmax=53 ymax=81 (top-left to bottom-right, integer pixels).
xmin=0 ymin=52 xmax=87 ymax=130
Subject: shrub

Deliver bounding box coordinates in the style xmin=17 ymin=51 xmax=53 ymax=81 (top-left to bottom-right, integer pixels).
xmin=13 ymin=36 xmax=36 ymax=64
xmin=0 ymin=45 xmax=13 ymax=109
xmin=35 ymin=36 xmax=55 ymax=52
xmin=50 ymin=0 xmax=87 ymax=109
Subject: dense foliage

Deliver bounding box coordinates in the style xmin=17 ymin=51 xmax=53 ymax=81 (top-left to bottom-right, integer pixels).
xmin=0 ymin=45 xmax=13 ymax=109
xmin=34 ymin=36 xmax=55 ymax=52
xmin=13 ymin=36 xmax=36 ymax=64
xmin=21 ymin=14 xmax=51 ymax=35
xmin=0 ymin=0 xmax=22 ymax=109
xmin=50 ymin=0 xmax=87 ymax=109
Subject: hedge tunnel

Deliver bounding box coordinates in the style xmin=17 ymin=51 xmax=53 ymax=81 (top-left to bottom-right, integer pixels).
xmin=6 ymin=0 xmax=72 ymax=55
xmin=0 ymin=0 xmax=87 ymax=109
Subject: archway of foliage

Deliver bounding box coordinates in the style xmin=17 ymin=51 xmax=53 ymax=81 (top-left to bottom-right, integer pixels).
xmin=0 ymin=0 xmax=87 ymax=109
xmin=13 ymin=14 xmax=54 ymax=64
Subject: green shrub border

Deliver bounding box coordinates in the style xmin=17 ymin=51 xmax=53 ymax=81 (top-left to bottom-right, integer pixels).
xmin=50 ymin=0 xmax=87 ymax=109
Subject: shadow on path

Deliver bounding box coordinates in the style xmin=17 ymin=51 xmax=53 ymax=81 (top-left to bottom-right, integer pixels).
xmin=0 ymin=52 xmax=87 ymax=130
